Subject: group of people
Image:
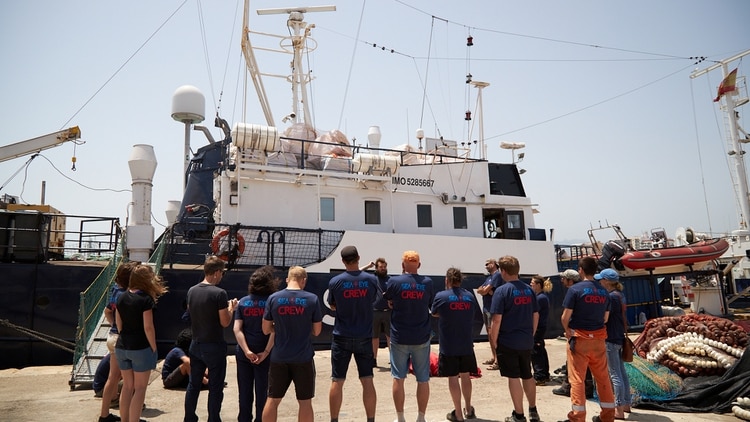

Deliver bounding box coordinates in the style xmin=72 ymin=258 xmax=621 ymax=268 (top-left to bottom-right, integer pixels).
xmin=96 ymin=250 xmax=632 ymax=422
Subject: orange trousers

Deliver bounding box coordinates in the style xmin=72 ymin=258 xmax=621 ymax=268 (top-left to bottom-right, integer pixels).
xmin=566 ymin=336 xmax=615 ymax=422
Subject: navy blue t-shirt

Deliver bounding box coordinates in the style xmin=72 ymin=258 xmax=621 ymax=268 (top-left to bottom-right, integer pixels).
xmin=490 ymin=279 xmax=539 ymax=350
xmin=431 ymin=287 xmax=477 ymax=356
xmin=161 ymin=347 xmax=186 ymax=380
xmin=328 ymin=270 xmax=377 ymax=338
xmin=235 ymin=293 xmax=272 ymax=352
xmin=562 ymin=280 xmax=610 ymax=331
xmin=385 ymin=273 xmax=435 ymax=345
xmin=372 ymin=273 xmax=390 ymax=311
xmin=536 ymin=292 xmax=550 ymax=333
xmin=264 ymin=289 xmax=322 ymax=363
xmin=605 ymin=290 xmax=626 ymax=345
xmin=480 ymin=271 xmax=502 ymax=312
xmin=107 ymin=286 xmax=126 ymax=334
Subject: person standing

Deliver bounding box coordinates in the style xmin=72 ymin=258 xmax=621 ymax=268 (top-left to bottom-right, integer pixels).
xmin=234 ymin=266 xmax=278 ymax=422
xmin=476 ymin=258 xmax=501 ymax=369
xmin=553 ymin=269 xmax=594 ymax=399
xmin=261 ymin=266 xmax=322 ymax=422
xmin=184 ymin=255 xmax=238 ymax=422
xmin=529 ymin=276 xmax=552 ymax=385
xmin=432 ymin=267 xmax=478 ymax=422
xmin=384 ymin=250 xmax=435 ymax=422
xmin=561 ymin=257 xmax=616 ymax=422
xmin=328 ymin=246 xmax=378 ymax=422
xmin=598 ymin=269 xmax=632 ymax=419
xmin=489 ymin=256 xmax=540 ymax=422
xmin=98 ymin=261 xmax=138 ymax=422
xmin=365 ymin=257 xmax=391 ymax=367
xmin=115 ymin=264 xmax=168 ymax=422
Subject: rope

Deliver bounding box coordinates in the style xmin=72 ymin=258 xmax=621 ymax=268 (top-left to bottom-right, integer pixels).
xmin=0 ymin=319 xmax=75 ymax=354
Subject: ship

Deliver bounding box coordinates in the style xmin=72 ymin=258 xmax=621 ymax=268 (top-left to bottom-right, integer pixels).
xmin=0 ymin=3 xmax=560 ymax=370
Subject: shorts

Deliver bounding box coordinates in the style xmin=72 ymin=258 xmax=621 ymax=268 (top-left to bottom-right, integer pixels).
xmin=267 ymin=361 xmax=316 ymax=400
xmin=115 ymin=347 xmax=157 ymax=372
xmin=106 ymin=333 xmax=119 ymax=355
xmin=372 ymin=310 xmax=391 ymax=338
xmin=331 ymin=335 xmax=374 ymax=380
xmin=437 ymin=352 xmax=477 ymax=377
xmin=163 ymin=366 xmax=189 ymax=389
xmin=390 ymin=341 xmax=431 ymax=383
xmin=496 ymin=343 xmax=532 ymax=380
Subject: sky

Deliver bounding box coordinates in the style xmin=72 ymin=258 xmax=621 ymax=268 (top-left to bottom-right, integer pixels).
xmin=1 ymin=0 xmax=749 ymax=244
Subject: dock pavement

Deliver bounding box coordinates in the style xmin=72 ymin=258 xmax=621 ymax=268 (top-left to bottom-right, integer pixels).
xmin=0 ymin=337 xmax=738 ymax=421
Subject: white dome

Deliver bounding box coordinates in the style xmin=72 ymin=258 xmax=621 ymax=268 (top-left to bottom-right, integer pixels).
xmin=171 ymin=85 xmax=205 ymax=123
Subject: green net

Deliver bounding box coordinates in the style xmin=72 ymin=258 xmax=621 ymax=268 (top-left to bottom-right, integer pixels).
xmin=72 ymin=239 xmax=125 ymax=365
xmin=626 ymin=354 xmax=684 ymax=402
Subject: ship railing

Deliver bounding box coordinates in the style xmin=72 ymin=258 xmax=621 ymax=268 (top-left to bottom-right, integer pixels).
xmin=70 ymin=238 xmax=125 ymax=389
xmin=232 ymin=133 xmax=483 ymax=176
xmin=0 ymin=211 xmax=120 ymax=263
xmin=163 ymin=222 xmax=344 ymax=269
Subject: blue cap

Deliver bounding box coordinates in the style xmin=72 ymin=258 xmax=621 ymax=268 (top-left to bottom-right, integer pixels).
xmin=594 ymin=268 xmax=619 ymax=280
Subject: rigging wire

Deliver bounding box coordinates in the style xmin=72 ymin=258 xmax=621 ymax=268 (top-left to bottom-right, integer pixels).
xmin=196 ymin=0 xmax=217 ymax=112
xmin=337 ymin=0 xmax=368 ymax=131
xmin=393 ymin=0 xmax=700 ymax=61
xmin=491 ymin=63 xmax=697 ymax=139
xmin=60 ymin=0 xmax=190 ymax=129
xmin=690 ymin=79 xmax=714 ymax=235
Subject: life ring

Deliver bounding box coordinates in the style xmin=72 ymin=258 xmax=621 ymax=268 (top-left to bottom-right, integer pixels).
xmin=211 ymin=229 xmax=246 ymax=261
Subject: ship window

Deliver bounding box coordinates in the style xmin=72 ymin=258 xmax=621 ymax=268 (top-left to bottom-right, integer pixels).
xmin=321 ymin=197 xmax=335 ymax=221
xmin=504 ymin=210 xmax=525 ymax=240
xmin=417 ymin=204 xmax=432 ymax=227
xmin=365 ymin=200 xmax=381 ymax=225
xmin=453 ymin=207 xmax=467 ymax=229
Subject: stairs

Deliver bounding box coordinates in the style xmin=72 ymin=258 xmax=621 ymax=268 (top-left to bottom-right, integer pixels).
xmin=69 ymin=316 xmax=111 ymax=390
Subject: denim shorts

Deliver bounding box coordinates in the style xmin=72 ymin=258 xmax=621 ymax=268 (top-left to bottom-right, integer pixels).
xmin=331 ymin=335 xmax=374 ymax=380
xmin=390 ymin=341 xmax=431 ymax=382
xmin=115 ymin=347 xmax=157 ymax=372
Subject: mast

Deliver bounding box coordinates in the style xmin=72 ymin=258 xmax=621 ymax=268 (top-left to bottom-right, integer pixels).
xmin=248 ymin=4 xmax=336 ymax=127
xmin=691 ymin=49 xmax=750 ymax=231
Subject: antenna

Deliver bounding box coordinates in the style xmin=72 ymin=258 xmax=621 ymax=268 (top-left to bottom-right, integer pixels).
xmin=257 ymin=5 xmax=336 ymax=15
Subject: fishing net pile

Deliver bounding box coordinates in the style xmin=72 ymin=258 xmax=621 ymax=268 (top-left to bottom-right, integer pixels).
xmin=624 ymin=355 xmax=683 ymax=402
xmin=635 ymin=313 xmax=747 ymax=377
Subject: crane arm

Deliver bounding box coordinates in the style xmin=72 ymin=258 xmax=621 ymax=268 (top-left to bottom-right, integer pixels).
xmin=0 ymin=126 xmax=81 ymax=163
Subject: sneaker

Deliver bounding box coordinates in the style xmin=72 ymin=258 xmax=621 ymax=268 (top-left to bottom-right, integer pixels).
xmin=98 ymin=414 xmax=121 ymax=422
xmin=535 ymin=378 xmax=549 ymax=386
xmin=94 ymin=389 xmax=103 ymax=398
xmin=464 ymin=406 xmax=476 ymax=419
xmin=529 ymin=407 xmax=540 ymax=422
xmin=447 ymin=410 xmax=464 ymax=422
xmin=552 ymin=384 xmax=570 ymax=397
xmin=504 ymin=412 xmax=527 ymax=422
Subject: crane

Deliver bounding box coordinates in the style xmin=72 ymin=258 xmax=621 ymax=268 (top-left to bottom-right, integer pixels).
xmin=0 ymin=126 xmax=81 ymax=163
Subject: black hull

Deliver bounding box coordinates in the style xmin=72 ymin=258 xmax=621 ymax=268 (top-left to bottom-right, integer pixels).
xmin=1 ymin=263 xmax=495 ymax=369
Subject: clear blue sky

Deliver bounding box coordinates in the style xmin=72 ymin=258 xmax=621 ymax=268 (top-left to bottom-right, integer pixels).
xmin=1 ymin=0 xmax=749 ymax=243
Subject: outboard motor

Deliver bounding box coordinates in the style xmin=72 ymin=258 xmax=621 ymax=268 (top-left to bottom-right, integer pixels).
xmin=598 ymin=240 xmax=626 ymax=271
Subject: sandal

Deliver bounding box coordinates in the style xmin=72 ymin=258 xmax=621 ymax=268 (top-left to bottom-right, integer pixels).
xmin=482 ymin=359 xmax=495 ymax=365
xmin=487 ymin=362 xmax=499 ymax=370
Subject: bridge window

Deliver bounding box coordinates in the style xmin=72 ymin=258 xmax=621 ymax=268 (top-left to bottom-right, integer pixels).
xmin=417 ymin=204 xmax=432 ymax=228
xmin=453 ymin=207 xmax=467 ymax=229
xmin=321 ymin=197 xmax=335 ymax=221
xmin=365 ymin=200 xmax=381 ymax=225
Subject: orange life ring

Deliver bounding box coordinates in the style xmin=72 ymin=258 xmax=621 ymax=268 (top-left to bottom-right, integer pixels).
xmin=211 ymin=229 xmax=246 ymax=261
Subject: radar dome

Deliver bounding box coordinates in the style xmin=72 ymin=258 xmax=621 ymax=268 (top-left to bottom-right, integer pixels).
xmin=171 ymin=85 xmax=205 ymax=123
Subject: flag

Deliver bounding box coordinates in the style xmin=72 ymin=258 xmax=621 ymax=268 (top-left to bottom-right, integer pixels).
xmin=714 ymin=68 xmax=738 ymax=102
